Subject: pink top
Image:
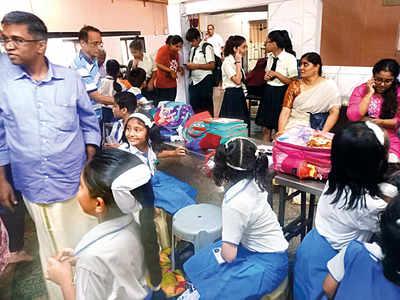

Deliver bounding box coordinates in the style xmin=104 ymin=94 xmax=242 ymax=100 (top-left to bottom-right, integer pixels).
xmin=347 ymin=83 xmax=400 ymax=158
xmin=0 ymin=218 xmax=9 ymax=275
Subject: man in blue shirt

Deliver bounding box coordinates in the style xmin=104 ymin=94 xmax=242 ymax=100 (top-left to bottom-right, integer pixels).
xmin=0 ymin=11 xmax=100 ymax=299
xmin=71 ymin=25 xmax=114 ymax=122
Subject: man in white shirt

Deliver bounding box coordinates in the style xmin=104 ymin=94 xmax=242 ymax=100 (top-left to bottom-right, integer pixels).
xmin=205 ymin=24 xmax=224 ymax=86
xmin=185 ymin=28 xmax=215 ymax=115
xmin=205 ymin=24 xmax=224 ymax=59
xmin=128 ymin=39 xmax=157 ymax=101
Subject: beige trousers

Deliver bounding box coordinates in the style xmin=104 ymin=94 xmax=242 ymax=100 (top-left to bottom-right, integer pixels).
xmin=23 ymin=195 xmax=98 ymax=300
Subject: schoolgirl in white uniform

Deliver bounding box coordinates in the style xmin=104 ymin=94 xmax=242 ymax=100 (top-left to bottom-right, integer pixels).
xmin=119 ymin=112 xmax=197 ymax=215
xmin=46 ymin=148 xmax=157 ymax=300
xmin=294 ymin=121 xmax=389 ymax=300
xmin=219 ymin=35 xmax=249 ymax=124
xmin=255 ymin=30 xmax=298 ymax=142
xmin=183 ymin=137 xmax=288 ymax=300
xmin=323 ymin=196 xmax=400 ymax=300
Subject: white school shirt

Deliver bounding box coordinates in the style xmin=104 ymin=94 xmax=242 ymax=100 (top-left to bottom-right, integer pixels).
xmin=73 ymin=214 xmax=148 ymax=300
xmin=188 ymin=41 xmax=215 ymax=85
xmin=119 ymin=143 xmax=157 ymax=175
xmin=134 ymin=53 xmax=157 ymax=79
xmin=127 ymin=86 xmax=148 ymax=104
xmin=206 ymin=33 xmax=224 ymax=58
xmin=109 ymin=119 xmax=124 ymax=143
xmin=265 ymin=50 xmax=298 ymax=86
xmin=315 ymin=183 xmax=387 ymax=250
xmin=99 ymin=76 xmax=127 ymax=108
xmin=327 ymin=242 xmax=383 ymax=282
xmin=222 ymin=55 xmax=246 ymax=90
xmin=222 ymin=179 xmax=288 ymax=253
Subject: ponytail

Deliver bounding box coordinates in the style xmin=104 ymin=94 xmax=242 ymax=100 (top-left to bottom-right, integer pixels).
xmin=212 ymin=138 xmax=272 ymax=192
xmin=254 ymin=151 xmax=271 ymax=192
xmin=280 ymin=30 xmax=296 ymax=57
xmin=113 ymin=79 xmax=122 ymax=93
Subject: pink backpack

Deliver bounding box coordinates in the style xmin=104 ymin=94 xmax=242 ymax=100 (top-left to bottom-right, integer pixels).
xmin=272 ymin=126 xmax=333 ymax=180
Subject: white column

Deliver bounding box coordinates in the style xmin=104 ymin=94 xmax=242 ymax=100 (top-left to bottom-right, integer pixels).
xmin=167 ymin=3 xmax=191 ymax=103
xmin=268 ymin=0 xmax=323 ymax=57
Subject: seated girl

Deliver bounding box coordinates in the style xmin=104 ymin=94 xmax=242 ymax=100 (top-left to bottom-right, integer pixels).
xmin=45 ymin=148 xmax=157 ymax=300
xmin=323 ymin=196 xmax=400 ymax=300
xmin=293 ymin=121 xmax=389 ymax=300
xmin=277 ymin=52 xmax=341 ymax=135
xmin=347 ymin=59 xmax=400 ymax=162
xmin=119 ymin=112 xmax=197 ymax=215
xmin=183 ymin=137 xmax=288 ymax=300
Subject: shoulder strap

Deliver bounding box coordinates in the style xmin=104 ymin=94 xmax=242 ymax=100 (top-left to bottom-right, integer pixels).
xmin=201 ymin=42 xmax=213 ymax=60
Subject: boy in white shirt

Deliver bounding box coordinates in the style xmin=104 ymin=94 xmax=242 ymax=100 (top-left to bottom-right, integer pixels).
xmin=185 ymin=28 xmax=215 ymax=115
xmin=127 ymin=68 xmax=148 ymax=107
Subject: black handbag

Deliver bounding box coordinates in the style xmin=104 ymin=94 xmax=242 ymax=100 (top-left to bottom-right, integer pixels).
xmin=309 ymin=112 xmax=329 ymax=130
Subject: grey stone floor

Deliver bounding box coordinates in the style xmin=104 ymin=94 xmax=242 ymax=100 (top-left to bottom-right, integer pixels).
xmin=0 ymin=134 xmax=315 ymax=299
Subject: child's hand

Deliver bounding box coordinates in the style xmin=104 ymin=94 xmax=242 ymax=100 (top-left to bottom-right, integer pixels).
xmin=169 ymin=69 xmax=177 ymax=79
xmin=177 ymin=66 xmax=184 ymax=76
xmin=104 ymin=142 xmax=121 ymax=149
xmin=46 ymin=256 xmax=73 ymax=286
xmin=174 ymin=146 xmax=187 ymax=156
xmin=56 ymin=248 xmax=76 ymax=266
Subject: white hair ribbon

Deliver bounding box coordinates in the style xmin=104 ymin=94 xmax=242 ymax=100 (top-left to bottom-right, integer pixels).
xmin=129 ymin=113 xmax=154 ymax=128
xmin=365 ymin=121 xmax=385 ymax=146
xmin=378 ymin=182 xmax=399 ymax=199
xmin=111 ymin=164 xmax=151 ymax=214
xmin=224 ymin=136 xmax=261 ymax=171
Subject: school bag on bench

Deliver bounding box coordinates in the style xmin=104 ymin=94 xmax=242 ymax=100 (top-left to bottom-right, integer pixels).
xmin=183 ymin=114 xmax=248 ymax=151
xmin=272 ymin=125 xmax=333 ymax=180
xmin=152 ymin=101 xmax=194 ymax=141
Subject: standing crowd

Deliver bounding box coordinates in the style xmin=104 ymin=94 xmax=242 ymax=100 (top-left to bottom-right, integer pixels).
xmin=0 ymin=10 xmax=400 ymax=300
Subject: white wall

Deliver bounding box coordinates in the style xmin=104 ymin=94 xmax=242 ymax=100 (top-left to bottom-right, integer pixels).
xmin=323 ymin=66 xmax=372 ymax=104
xmin=268 ymin=0 xmax=323 ymax=57
xmin=182 ymin=0 xmax=267 ymax=15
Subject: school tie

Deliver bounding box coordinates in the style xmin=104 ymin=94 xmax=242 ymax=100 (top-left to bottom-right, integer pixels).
xmin=269 ymin=57 xmax=279 ymax=80
xmin=271 ymin=57 xmax=279 ymax=71
xmin=114 ymin=122 xmax=121 ymax=142
xmin=241 ymin=68 xmax=247 ymax=86
xmin=188 ymin=47 xmax=198 ymax=77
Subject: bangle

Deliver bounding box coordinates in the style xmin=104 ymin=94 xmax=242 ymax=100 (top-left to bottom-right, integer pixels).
xmin=235 ymin=61 xmax=241 ymax=64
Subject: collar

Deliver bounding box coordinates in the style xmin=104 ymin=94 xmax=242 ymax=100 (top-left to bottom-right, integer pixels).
xmin=364 ymin=242 xmax=384 ymax=261
xmin=73 ymin=214 xmax=134 ymax=256
xmin=224 ymin=179 xmax=253 ymax=204
xmin=14 ymin=57 xmax=65 ymax=82
xmin=79 ymin=50 xmax=96 ymax=65
xmin=128 ymin=86 xmax=141 ymax=95
xmin=269 ymin=49 xmax=286 ymax=59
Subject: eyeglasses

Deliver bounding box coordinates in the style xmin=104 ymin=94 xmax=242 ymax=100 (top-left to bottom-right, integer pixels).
xmin=88 ymin=41 xmax=103 ymax=48
xmin=374 ymin=77 xmax=394 ymax=84
xmin=0 ymin=37 xmax=43 ymax=47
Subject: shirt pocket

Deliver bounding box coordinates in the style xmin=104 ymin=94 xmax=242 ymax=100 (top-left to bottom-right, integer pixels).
xmin=50 ymin=103 xmax=78 ymax=132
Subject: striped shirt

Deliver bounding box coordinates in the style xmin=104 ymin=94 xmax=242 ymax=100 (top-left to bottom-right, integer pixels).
xmin=71 ymin=51 xmax=102 ymax=117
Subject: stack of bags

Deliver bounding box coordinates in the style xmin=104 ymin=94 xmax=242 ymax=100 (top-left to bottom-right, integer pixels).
xmin=183 ymin=112 xmax=248 ymax=151
xmin=152 ymin=102 xmax=194 ymax=141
